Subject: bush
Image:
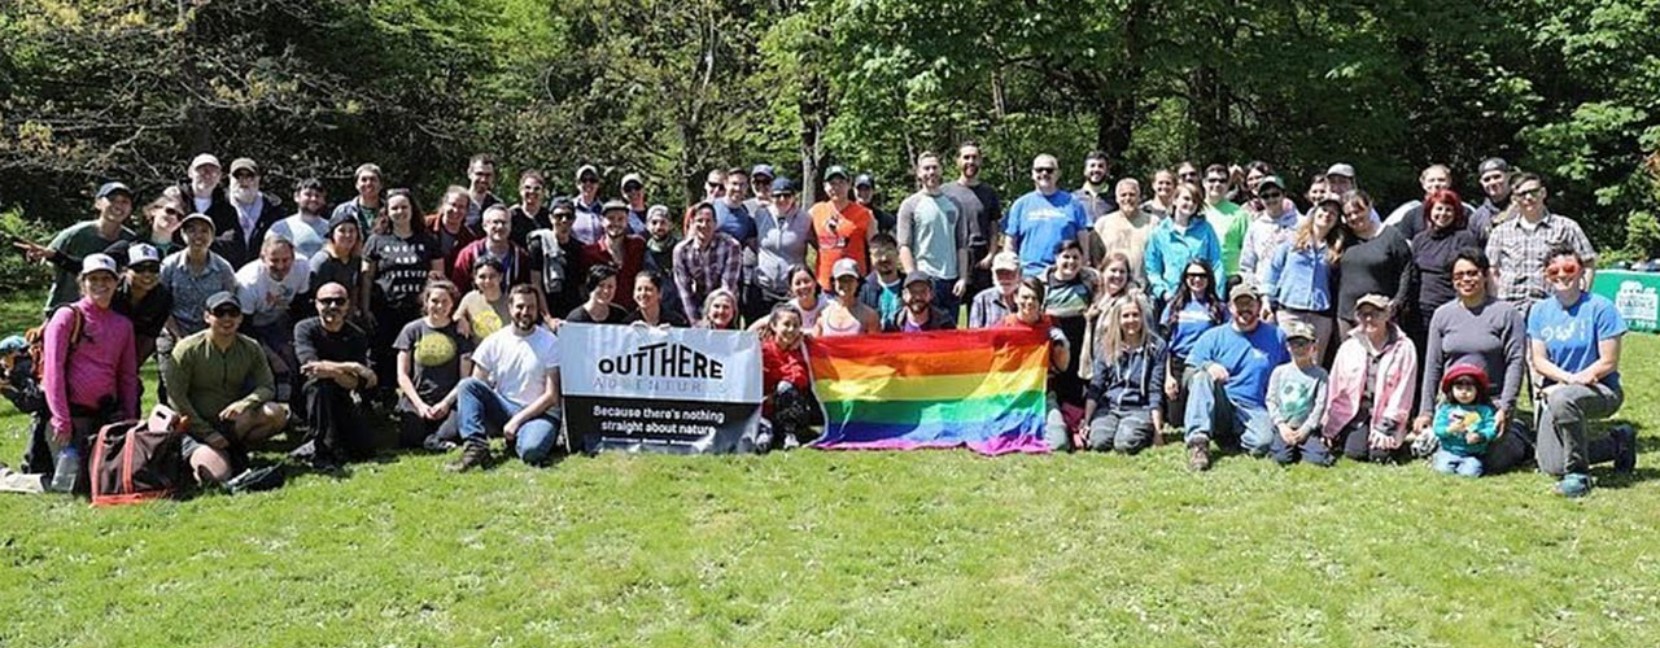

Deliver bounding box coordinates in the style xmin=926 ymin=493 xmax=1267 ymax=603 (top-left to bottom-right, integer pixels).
xmin=0 ymin=209 xmax=56 ymax=295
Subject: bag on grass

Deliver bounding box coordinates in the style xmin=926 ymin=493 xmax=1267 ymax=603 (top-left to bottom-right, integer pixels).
xmin=89 ymin=405 xmax=185 ymax=507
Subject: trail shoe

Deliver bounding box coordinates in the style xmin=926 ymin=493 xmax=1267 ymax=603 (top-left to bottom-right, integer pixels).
xmin=1187 ymin=439 xmax=1212 ymax=472
xmin=445 ymin=442 xmax=491 ymax=473
xmin=1553 ymin=472 xmax=1592 ymax=498
xmin=1610 ymin=425 xmax=1637 ymax=474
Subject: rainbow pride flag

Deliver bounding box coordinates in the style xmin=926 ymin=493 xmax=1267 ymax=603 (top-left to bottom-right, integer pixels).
xmin=806 ymin=328 xmax=1051 ymax=455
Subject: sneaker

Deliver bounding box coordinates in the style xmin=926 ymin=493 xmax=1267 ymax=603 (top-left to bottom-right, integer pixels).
xmin=1187 ymin=439 xmax=1211 ymax=472
xmin=782 ymin=433 xmax=802 ymax=451
xmin=1611 ymin=425 xmax=1637 ymax=474
xmin=445 ymin=443 xmax=490 ymax=473
xmin=422 ymin=435 xmax=458 ymax=453
xmin=1553 ymin=472 xmax=1592 ymax=498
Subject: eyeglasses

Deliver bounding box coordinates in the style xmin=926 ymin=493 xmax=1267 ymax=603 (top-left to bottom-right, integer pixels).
xmin=1288 ymin=338 xmax=1313 ymax=347
xmin=1259 ymin=191 xmax=1284 ymax=200
xmin=316 ymin=297 xmax=347 ymax=307
xmin=1356 ymin=309 xmax=1385 ymax=320
xmin=1203 ymin=177 xmax=1227 ymax=185
xmin=554 ymin=212 xmax=575 ymax=221
xmin=211 ymin=308 xmax=242 ymax=318
xmin=1032 ymin=167 xmax=1056 ymax=175
xmin=161 ymin=207 xmax=183 ymax=217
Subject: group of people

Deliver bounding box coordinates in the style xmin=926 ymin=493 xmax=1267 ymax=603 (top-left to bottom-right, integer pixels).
xmin=7 ymin=145 xmax=1636 ymax=498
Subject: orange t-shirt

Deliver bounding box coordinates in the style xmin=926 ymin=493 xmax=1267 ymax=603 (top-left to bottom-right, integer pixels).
xmin=810 ymin=200 xmax=874 ymax=290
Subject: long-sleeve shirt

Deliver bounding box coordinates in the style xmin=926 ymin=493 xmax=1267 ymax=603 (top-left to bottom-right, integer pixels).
xmin=1411 ymin=227 xmax=1484 ymax=316
xmin=1239 ymin=211 xmax=1299 ymax=288
xmin=1333 ymin=225 xmax=1415 ymax=321
xmin=1433 ymin=401 xmax=1498 ymax=456
xmin=1485 ymin=213 xmax=1598 ymax=304
xmin=43 ymin=299 xmax=139 ymax=434
xmin=1266 ymin=362 xmax=1328 ymax=436
xmin=1085 ymin=335 xmax=1168 ymax=412
xmin=1419 ymin=298 xmax=1526 ymax=415
xmin=165 ymin=331 xmax=274 ymax=441
xmin=1264 ymin=241 xmax=1333 ymax=312
xmin=673 ymin=233 xmax=741 ymax=322
xmin=1144 ymin=216 xmax=1224 ymax=301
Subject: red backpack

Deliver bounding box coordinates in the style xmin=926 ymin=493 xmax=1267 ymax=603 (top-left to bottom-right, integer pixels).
xmin=89 ymin=406 xmax=187 ymax=507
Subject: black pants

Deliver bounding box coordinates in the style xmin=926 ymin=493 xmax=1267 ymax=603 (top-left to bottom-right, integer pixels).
xmin=304 ymin=381 xmax=372 ymax=460
xmin=1339 ymin=415 xmax=1408 ymax=463
xmin=371 ymin=304 xmax=421 ymax=406
xmin=398 ymin=410 xmax=460 ymax=449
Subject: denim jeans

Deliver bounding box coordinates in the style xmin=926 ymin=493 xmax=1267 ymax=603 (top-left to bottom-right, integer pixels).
xmin=1432 ymin=449 xmax=1484 ymax=478
xmin=1086 ymin=407 xmax=1155 ymax=454
xmin=1270 ymin=430 xmax=1334 ymax=466
xmin=456 ymin=378 xmax=561 ymax=464
xmin=1183 ymin=371 xmax=1273 ymax=455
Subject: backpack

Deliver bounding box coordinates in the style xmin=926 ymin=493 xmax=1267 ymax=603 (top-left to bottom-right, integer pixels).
xmin=89 ymin=405 xmax=186 ymax=507
xmin=24 ymin=304 xmax=85 ymax=382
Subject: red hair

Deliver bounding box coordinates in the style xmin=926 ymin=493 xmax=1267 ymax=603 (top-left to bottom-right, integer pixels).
xmin=1421 ymin=189 xmax=1466 ymax=232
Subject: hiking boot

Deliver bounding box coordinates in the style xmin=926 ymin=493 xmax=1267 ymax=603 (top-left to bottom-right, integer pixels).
xmin=445 ymin=443 xmax=490 ymax=473
xmin=1553 ymin=472 xmax=1592 ymax=498
xmin=1610 ymin=425 xmax=1637 ymax=474
xmin=1187 ymin=439 xmax=1211 ymax=472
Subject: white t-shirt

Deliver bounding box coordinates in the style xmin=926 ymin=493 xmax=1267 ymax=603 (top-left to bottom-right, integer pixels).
xmin=473 ymin=325 xmax=560 ymax=408
xmin=269 ymin=214 xmax=331 ymax=261
xmin=235 ymin=256 xmax=311 ymax=327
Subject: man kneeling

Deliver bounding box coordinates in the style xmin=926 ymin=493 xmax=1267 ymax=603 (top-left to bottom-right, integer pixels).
xmin=165 ymin=291 xmax=289 ymax=485
xmin=1182 ymin=284 xmax=1289 ymax=471
xmin=447 ymin=285 xmax=563 ymax=471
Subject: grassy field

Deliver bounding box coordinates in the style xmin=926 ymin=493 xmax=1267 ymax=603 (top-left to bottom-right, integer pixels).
xmin=2 ymin=298 xmax=1658 ymax=647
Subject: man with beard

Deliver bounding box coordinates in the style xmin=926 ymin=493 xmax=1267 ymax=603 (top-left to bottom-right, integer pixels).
xmin=214 ymin=158 xmax=286 ymax=268
xmin=179 ymin=154 xmax=236 ymax=231
xmin=1073 ymin=151 xmax=1113 ymax=221
xmin=580 ymin=200 xmax=648 ymax=311
xmin=235 ymin=234 xmax=310 ymax=402
xmin=895 ymin=151 xmax=969 ymax=316
xmin=270 ymin=178 xmax=331 ymax=260
xmin=527 ymin=199 xmax=589 ymax=326
xmin=881 ymin=272 xmax=957 ymax=332
xmin=447 ymin=285 xmax=563 ymax=471
xmin=1470 ymin=157 xmax=1512 ymax=239
xmin=968 ymin=251 xmax=1022 ymax=328
xmin=674 ymin=202 xmax=742 ymax=322
xmin=1181 ymin=284 xmax=1289 ymax=471
xmin=167 ymin=291 xmax=289 ymax=486
xmin=461 ymin=154 xmax=503 ymax=235
xmin=942 ymin=141 xmax=1004 ymax=296
xmin=331 ymin=163 xmax=384 ymax=234
xmin=291 ymin=282 xmax=376 ymax=470
xmin=17 ymin=182 xmax=137 ymax=315
xmin=451 ymin=206 xmax=532 ymax=293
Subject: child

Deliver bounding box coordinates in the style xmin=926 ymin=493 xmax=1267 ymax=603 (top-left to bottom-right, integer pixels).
xmin=1430 ymin=363 xmax=1498 ymax=478
xmin=1078 ymin=295 xmax=1166 ymax=454
xmin=1267 ymin=321 xmax=1332 ymax=466
xmin=757 ymin=303 xmax=815 ymax=452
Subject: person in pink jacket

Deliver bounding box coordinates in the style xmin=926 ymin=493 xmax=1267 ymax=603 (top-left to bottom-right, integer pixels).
xmin=41 ymin=254 xmax=140 ymax=492
xmin=1323 ymin=294 xmax=1418 ymax=463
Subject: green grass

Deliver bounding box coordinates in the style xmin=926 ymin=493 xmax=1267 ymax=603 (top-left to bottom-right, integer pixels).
xmin=3 ymin=299 xmax=1660 ymax=647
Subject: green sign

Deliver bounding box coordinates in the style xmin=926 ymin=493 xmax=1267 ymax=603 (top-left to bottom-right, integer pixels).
xmin=1592 ymin=269 xmax=1660 ymax=333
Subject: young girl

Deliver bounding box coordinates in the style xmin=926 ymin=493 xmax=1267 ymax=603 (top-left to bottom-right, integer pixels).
xmin=1267 ymin=321 xmax=1332 ymax=466
xmin=1430 ymin=364 xmax=1499 ymax=478
xmin=1079 ymin=295 xmax=1166 ymax=454
xmin=758 ymin=303 xmax=815 ymax=451
xmin=454 ymin=258 xmax=509 ymax=344
xmin=393 ymin=280 xmax=472 ymax=450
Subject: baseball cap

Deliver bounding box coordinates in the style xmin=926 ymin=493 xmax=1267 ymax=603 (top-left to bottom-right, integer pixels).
xmin=1228 ymin=283 xmax=1260 ymax=302
xmin=127 ymin=243 xmax=161 ymax=267
xmin=770 ymin=177 xmax=798 ymax=195
xmin=189 ymin=153 xmax=221 ymax=171
xmin=205 ymin=291 xmax=241 ymax=313
xmin=620 ymin=173 xmax=645 ymax=191
xmin=601 ymin=199 xmax=629 ymax=214
xmin=230 ymin=158 xmax=260 ymax=176
xmin=824 ymin=165 xmax=850 ymax=182
xmin=1325 ymin=163 xmax=1356 ymax=178
xmin=1478 ymin=158 xmax=1510 ymax=175
xmin=576 ymin=165 xmax=600 ymax=182
xmin=750 ymin=164 xmax=776 ymax=180
xmin=1356 ymin=293 xmax=1392 ymax=312
xmin=854 ymin=173 xmax=874 ymax=188
xmin=95 ymin=182 xmax=133 ymax=200
xmin=1256 ymin=175 xmax=1285 ymax=191
xmin=1282 ymin=320 xmax=1316 ymax=341
xmin=550 ymin=197 xmax=576 ymax=216
xmin=831 ymin=258 xmax=860 ymax=280
xmin=646 ymin=204 xmax=669 ymax=220
xmin=179 ymin=212 xmax=216 ymax=234
xmin=79 ymin=253 xmax=118 ymax=278
xmin=326 ymin=212 xmax=357 ymax=235
xmin=903 ymin=271 xmax=932 ymax=287
xmin=992 ymin=251 xmax=1021 ymax=273
xmin=0 ymin=335 xmax=27 ymax=355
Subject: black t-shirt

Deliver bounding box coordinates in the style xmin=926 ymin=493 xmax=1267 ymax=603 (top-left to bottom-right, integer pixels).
xmin=293 ymin=317 xmax=371 ymax=381
xmin=392 ymin=318 xmax=472 ymax=411
xmin=565 ymin=304 xmax=628 ymax=324
xmin=527 ymin=232 xmax=588 ymax=318
xmin=1335 ymin=225 xmax=1415 ymax=321
xmin=624 ymin=307 xmax=689 ymax=328
xmin=364 ymin=232 xmax=439 ymax=313
xmin=508 ymin=205 xmax=549 ymax=248
xmin=309 ymin=251 xmax=362 ymax=305
xmin=943 ymin=182 xmax=1003 ymax=251
xmin=113 ymin=279 xmax=173 ymax=338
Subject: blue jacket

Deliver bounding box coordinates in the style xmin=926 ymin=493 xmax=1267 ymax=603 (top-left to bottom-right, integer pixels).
xmin=1145 ymin=216 xmax=1224 ymax=301
xmin=1264 ymin=241 xmax=1333 ymax=312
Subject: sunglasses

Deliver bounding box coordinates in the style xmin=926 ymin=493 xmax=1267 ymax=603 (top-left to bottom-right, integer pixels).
xmin=1032 ymin=167 xmax=1056 ymax=174
xmin=1203 ymin=177 xmax=1227 ymax=185
xmin=554 ymin=212 xmax=575 ymax=221
xmin=1516 ymin=187 xmax=1543 ymax=199
xmin=161 ymin=207 xmax=183 ymax=217
xmin=316 ymin=297 xmax=347 ymax=307
xmin=1289 ymin=338 xmax=1314 ymax=347
xmin=1545 ymin=260 xmax=1582 ymax=279
xmin=131 ymin=264 xmax=160 ymax=274
xmin=1259 ymin=191 xmax=1284 ymax=200
xmin=211 ymin=308 xmax=242 ymax=318
xmin=580 ymin=177 xmax=599 ymax=184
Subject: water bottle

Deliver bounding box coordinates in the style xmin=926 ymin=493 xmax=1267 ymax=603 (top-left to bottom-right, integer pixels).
xmin=50 ymin=446 xmax=79 ymax=493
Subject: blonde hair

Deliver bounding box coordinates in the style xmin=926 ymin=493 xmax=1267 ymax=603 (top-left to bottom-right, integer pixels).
xmin=1100 ymin=294 xmax=1155 ymax=362
xmin=1293 ymin=201 xmax=1343 ymax=264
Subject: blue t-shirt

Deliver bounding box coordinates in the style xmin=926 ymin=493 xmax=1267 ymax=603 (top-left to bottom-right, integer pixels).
xmin=1187 ymin=322 xmax=1289 ymax=409
xmin=1162 ymin=299 xmax=1230 ymax=361
xmin=713 ymin=200 xmax=756 ymax=244
xmin=1527 ymin=292 xmax=1626 ymax=391
xmin=1004 ymin=190 xmax=1090 ymax=277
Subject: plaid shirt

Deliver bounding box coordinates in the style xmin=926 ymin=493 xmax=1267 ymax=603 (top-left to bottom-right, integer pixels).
xmin=672 ymin=233 xmax=742 ymax=321
xmin=1485 ymin=212 xmax=1597 ymax=303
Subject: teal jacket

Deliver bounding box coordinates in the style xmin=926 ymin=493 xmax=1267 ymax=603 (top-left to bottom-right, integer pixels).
xmin=1433 ymin=402 xmax=1498 ymax=456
